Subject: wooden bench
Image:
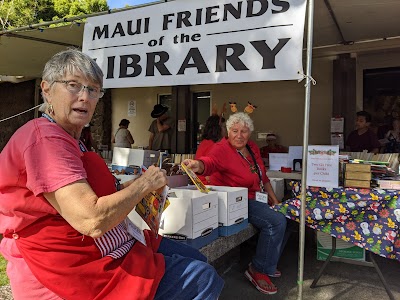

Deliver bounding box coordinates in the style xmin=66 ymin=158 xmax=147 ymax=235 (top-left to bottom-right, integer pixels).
xmin=199 ymin=224 xmax=258 ymax=263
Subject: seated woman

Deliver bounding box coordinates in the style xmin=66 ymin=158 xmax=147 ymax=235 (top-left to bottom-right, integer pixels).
xmin=184 ymin=112 xmax=287 ymax=295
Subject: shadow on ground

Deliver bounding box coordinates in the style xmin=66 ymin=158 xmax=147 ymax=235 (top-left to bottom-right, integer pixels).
xmin=218 ymin=226 xmax=400 ymax=300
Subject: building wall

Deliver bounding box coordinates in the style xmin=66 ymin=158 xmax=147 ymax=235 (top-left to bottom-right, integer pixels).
xmin=0 ymin=80 xmax=36 ymax=151
xmin=111 ymin=86 xmax=172 ymax=149
xmin=111 ymin=57 xmax=333 ymax=151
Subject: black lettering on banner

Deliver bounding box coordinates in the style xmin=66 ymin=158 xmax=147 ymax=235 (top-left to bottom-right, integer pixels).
xmin=127 ymin=18 xmax=150 ymax=35
xmin=272 ymin=0 xmax=290 ymax=14
xmin=120 ymin=55 xmax=142 ymax=78
xmin=106 ymin=56 xmax=115 ymax=79
xmin=163 ymin=13 xmax=174 ymax=30
xmin=177 ymin=11 xmax=192 ymax=28
xmin=177 ymin=48 xmax=210 ymax=74
xmin=205 ymin=6 xmax=220 ymax=24
xmin=223 ymin=2 xmax=243 ymax=21
xmin=173 ymin=33 xmax=202 ymax=44
xmin=146 ymin=52 xmax=172 ymax=76
xmin=250 ymin=38 xmax=290 ymax=69
xmin=195 ymin=8 xmax=202 ymax=25
xmin=92 ymin=25 xmax=108 ymax=40
xmin=246 ymin=0 xmax=269 ymax=17
xmin=216 ymin=43 xmax=248 ymax=72
xmin=111 ymin=23 xmax=125 ymax=38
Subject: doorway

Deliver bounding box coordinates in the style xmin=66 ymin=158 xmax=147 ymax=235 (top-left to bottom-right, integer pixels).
xmin=363 ymin=67 xmax=400 ymax=139
xmin=191 ymin=91 xmax=211 ymax=153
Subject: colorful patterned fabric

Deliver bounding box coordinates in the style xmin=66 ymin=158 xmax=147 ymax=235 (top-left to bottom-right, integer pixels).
xmin=271 ymin=181 xmax=400 ymax=261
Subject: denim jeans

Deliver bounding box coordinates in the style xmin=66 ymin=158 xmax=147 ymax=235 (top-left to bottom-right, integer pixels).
xmin=154 ymin=238 xmax=224 ymax=300
xmin=248 ymin=200 xmax=287 ymax=275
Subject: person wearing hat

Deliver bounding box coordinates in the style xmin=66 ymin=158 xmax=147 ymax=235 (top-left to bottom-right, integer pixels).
xmin=260 ymin=133 xmax=288 ymax=167
xmin=149 ymin=104 xmax=174 ymax=152
xmin=112 ymin=119 xmax=134 ymax=148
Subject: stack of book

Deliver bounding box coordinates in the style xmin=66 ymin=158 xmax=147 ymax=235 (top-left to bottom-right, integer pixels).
xmin=344 ymin=163 xmax=371 ymax=188
xmin=378 ymin=176 xmax=400 ymax=190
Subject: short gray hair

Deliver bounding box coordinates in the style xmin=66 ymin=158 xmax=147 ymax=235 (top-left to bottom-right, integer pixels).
xmin=40 ymin=48 xmax=104 ymax=111
xmin=226 ymin=112 xmax=254 ymax=132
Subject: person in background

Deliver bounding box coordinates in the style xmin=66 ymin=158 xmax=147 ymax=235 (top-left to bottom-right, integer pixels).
xmin=0 ymin=49 xmax=223 ymax=300
xmin=384 ymin=118 xmax=400 ymax=153
xmin=112 ymin=118 xmax=134 ymax=148
xmin=195 ymin=115 xmax=225 ymax=184
xmin=260 ymin=133 xmax=288 ymax=168
xmin=80 ymin=123 xmax=95 ymax=151
xmin=220 ymin=116 xmax=227 ymax=138
xmin=184 ymin=112 xmax=286 ymax=295
xmin=346 ymin=110 xmax=381 ymax=153
xmin=149 ymin=104 xmax=174 ymax=152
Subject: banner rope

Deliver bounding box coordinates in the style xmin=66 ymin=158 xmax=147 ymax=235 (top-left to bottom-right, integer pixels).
xmin=0 ymin=104 xmax=42 ymax=123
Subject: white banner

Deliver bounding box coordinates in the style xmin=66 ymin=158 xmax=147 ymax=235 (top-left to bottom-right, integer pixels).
xmin=83 ymin=0 xmax=306 ymax=88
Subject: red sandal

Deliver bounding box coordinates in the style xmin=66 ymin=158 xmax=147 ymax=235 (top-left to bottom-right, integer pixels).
xmin=245 ymin=266 xmax=278 ymax=294
xmin=268 ymin=269 xmax=282 ymax=278
xmin=248 ymin=263 xmax=281 ymax=278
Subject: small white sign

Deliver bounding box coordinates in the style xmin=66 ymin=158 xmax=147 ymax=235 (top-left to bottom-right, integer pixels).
xmin=257 ymin=132 xmax=268 ymax=140
xmin=255 ymin=192 xmax=268 ymax=204
xmin=269 ymin=153 xmax=289 ymax=171
xmin=331 ymin=117 xmax=344 ymax=133
xmin=306 ymin=145 xmax=339 ymax=188
xmin=178 ymin=119 xmax=186 ymax=132
xmin=331 ymin=133 xmax=344 ymax=149
xmin=128 ymin=100 xmax=136 ymax=117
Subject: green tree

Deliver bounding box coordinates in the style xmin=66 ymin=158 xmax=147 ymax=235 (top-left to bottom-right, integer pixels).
xmin=0 ymin=0 xmax=108 ymax=30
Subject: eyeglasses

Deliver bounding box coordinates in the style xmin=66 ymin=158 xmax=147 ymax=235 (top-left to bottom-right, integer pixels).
xmin=54 ymin=80 xmax=105 ymax=99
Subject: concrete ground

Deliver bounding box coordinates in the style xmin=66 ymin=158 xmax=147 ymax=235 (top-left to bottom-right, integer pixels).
xmin=217 ymin=227 xmax=400 ymax=300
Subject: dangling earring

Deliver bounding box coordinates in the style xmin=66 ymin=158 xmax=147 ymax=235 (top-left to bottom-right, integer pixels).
xmin=48 ymin=104 xmax=54 ymax=115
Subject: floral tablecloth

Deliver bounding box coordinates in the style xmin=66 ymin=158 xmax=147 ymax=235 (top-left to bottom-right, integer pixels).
xmin=271 ymin=181 xmax=400 ymax=261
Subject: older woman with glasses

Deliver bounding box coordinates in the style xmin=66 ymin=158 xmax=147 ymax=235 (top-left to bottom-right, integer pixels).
xmin=184 ymin=112 xmax=287 ymax=295
xmin=0 ymin=49 xmax=223 ymax=300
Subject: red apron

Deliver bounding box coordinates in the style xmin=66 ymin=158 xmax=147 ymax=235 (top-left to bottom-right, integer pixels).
xmin=11 ymin=152 xmax=165 ymax=300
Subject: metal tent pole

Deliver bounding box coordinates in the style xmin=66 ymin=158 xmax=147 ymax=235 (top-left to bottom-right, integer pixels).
xmin=297 ymin=0 xmax=315 ymax=299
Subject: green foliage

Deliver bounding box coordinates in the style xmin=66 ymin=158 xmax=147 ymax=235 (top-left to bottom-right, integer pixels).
xmin=0 ymin=254 xmax=9 ymax=286
xmin=0 ymin=0 xmax=109 ymax=30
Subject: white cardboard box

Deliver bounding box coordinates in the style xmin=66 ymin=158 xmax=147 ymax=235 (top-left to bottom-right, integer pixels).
xmin=269 ymin=178 xmax=285 ymax=201
xmin=159 ymin=188 xmax=219 ymax=249
xmin=207 ymin=186 xmax=249 ymax=236
xmin=112 ymin=147 xmax=160 ymax=167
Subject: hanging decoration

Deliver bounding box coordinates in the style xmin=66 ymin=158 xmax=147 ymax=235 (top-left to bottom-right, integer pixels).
xmin=244 ymin=102 xmax=257 ymax=114
xmin=229 ymin=102 xmax=238 ymax=113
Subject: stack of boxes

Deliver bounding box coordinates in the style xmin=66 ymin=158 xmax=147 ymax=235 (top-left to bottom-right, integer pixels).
xmin=344 ymin=163 xmax=371 ymax=188
xmin=151 ymin=185 xmax=249 ymax=249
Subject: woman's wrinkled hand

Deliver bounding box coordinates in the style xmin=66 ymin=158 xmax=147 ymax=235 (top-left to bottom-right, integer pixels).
xmin=141 ymin=165 xmax=168 ymax=192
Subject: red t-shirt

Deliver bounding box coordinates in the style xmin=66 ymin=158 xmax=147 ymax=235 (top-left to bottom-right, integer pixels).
xmin=0 ymin=118 xmax=164 ymax=299
xmin=346 ymin=129 xmax=381 ymax=152
xmin=198 ymin=138 xmax=269 ymax=199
